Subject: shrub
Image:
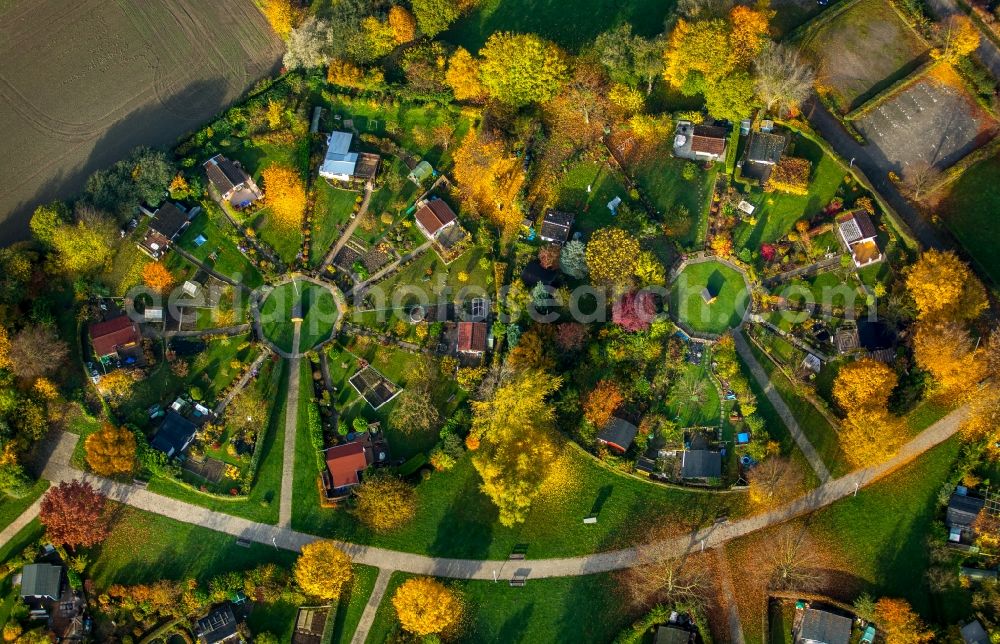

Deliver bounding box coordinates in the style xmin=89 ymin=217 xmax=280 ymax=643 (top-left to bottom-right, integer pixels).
xmin=765 ymin=157 xmax=811 ymax=195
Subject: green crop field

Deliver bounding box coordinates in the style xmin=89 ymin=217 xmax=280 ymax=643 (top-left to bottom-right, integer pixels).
xmin=940 ymin=151 xmax=1000 ymax=286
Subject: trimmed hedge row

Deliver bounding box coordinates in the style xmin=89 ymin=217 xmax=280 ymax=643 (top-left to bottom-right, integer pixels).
xmin=844 ymin=59 xmax=943 ymax=121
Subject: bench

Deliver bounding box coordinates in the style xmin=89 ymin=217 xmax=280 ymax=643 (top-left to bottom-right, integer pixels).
xmin=509 ymin=577 xmax=526 ymax=587
xmin=235 ymin=538 xmax=252 ymax=548
xmin=508 ymin=552 xmax=526 ymax=561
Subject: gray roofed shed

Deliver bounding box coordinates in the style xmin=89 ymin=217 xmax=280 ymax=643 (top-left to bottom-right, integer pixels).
xmin=597 ymin=417 xmax=638 ymax=452
xmin=799 ymin=607 xmax=852 ymax=644
xmin=681 ymin=450 xmax=722 ymax=480
xmin=746 ymin=131 xmax=787 ymax=165
xmin=947 ymin=492 xmax=985 ymax=529
xmin=20 ymin=563 xmax=61 ymax=601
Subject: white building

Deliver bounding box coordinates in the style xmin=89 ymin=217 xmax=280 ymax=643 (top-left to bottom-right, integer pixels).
xmin=318 ymin=131 xmax=359 ymax=181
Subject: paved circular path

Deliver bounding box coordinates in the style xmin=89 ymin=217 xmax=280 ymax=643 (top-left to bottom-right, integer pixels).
xmin=251 ymin=273 xmax=346 ymax=358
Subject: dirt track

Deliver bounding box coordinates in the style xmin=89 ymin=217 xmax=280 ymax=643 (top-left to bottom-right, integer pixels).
xmin=0 ymin=0 xmax=283 ymax=245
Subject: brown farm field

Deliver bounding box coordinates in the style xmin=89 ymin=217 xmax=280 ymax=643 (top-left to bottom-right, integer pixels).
xmin=0 ymin=0 xmax=282 ymax=244
xmin=800 ymin=0 xmax=929 ymax=112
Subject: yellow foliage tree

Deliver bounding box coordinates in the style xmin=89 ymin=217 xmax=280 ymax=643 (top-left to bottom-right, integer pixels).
xmin=261 ymin=165 xmax=306 ymax=229
xmin=609 ymin=83 xmax=645 ymax=115
xmin=262 ymin=0 xmax=296 ymax=39
xmin=142 ymin=262 xmax=174 ymax=296
xmin=452 ymin=130 xmax=525 ymax=241
xmin=832 ymin=357 xmax=897 ymax=416
xmin=913 ymin=319 xmax=986 ymax=396
xmin=935 ymin=15 xmax=980 ymax=61
xmin=479 ymin=32 xmax=568 ymax=106
xmin=294 ymin=541 xmax=353 ymax=601
xmin=628 ymin=113 xmax=674 ymax=146
xmin=840 ymin=407 xmax=905 ymax=468
xmin=98 ymin=370 xmax=138 ymax=405
xmin=634 ymin=250 xmax=666 ymax=286
xmin=352 ymin=475 xmax=416 ymax=533
xmin=264 ymin=98 xmax=284 ymax=130
xmin=392 ymin=577 xmax=463 ymax=637
xmin=470 ymin=369 xmax=562 ymax=526
xmin=32 ymin=378 xmax=59 ymax=401
xmin=0 ymin=326 xmax=11 ymax=371
xmin=727 ymin=5 xmax=773 ymax=66
xmin=85 ymin=424 xmax=137 ymax=477
xmin=710 ymin=233 xmax=734 ymax=258
xmin=874 ymin=597 xmax=935 ymax=644
xmin=388 ymin=5 xmax=417 ymax=44
xmin=585 ymin=228 xmax=640 ymax=288
xmin=445 ymin=47 xmax=485 ymax=101
xmin=663 ymin=18 xmax=732 ymax=87
xmin=905 ymin=249 xmax=987 ymax=321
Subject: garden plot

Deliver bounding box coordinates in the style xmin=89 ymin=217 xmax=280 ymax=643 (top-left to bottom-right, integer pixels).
xmin=800 ymin=0 xmax=928 ymax=111
xmin=855 ymin=67 xmax=997 ymax=176
xmin=349 ymin=365 xmax=401 ymax=409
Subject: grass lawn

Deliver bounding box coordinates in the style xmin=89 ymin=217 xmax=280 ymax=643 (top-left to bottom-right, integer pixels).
xmin=940 ymin=151 xmax=1000 ymax=285
xmin=366 ymin=246 xmax=491 ymax=308
xmin=311 ymin=181 xmax=359 ymax=267
xmin=555 ymin=161 xmax=637 ymax=238
xmin=745 ymin=339 xmax=849 ymax=478
xmin=330 ymin=564 xmax=379 ymax=644
xmin=444 ymin=0 xmax=672 ymax=52
xmin=253 ymin=208 xmax=304 ymax=265
xmin=260 ymin=281 xmax=338 ymax=353
xmin=294 ymin=412 xmax=746 ymax=558
xmin=630 ymin=145 xmax=718 ymax=247
xmin=669 ymin=260 xmax=749 ymax=335
xmin=666 ymin=364 xmax=721 ymax=427
xmin=726 ymin=437 xmax=961 ymax=643
xmin=166 ymin=201 xmax=264 ymax=289
xmin=365 ymin=570 xmax=639 ymax=643
xmin=0 ymin=480 xmax=48 ymax=532
xmin=146 ymin=357 xmax=288 ymax=523
xmin=799 ymin=0 xmax=928 ymax=111
xmin=733 ymin=135 xmax=852 ymax=252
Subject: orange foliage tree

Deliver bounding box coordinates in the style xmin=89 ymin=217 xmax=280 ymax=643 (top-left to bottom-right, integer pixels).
xmin=85 ymin=424 xmax=137 ymax=477
xmin=583 ymin=380 xmax=624 ymax=429
xmin=832 ymin=357 xmax=897 ymax=416
xmin=874 ymin=597 xmax=935 ymax=643
xmin=262 ymin=0 xmax=296 ymax=39
xmin=391 ymin=577 xmax=464 ymax=637
xmin=294 ymin=540 xmax=353 ymax=601
xmin=142 ymin=261 xmax=174 ymax=295
xmin=905 ymin=249 xmax=987 ymax=322
xmin=388 ymin=6 xmax=417 ymax=44
xmin=261 ymin=165 xmax=306 ymax=229
xmin=452 ymin=130 xmax=525 ymax=242
xmin=446 ymin=47 xmax=485 ymax=101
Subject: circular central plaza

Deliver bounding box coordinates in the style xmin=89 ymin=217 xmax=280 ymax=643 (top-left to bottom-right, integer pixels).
xmin=258 ymin=278 xmax=340 ymax=355
xmin=668 ymin=259 xmax=751 ymax=336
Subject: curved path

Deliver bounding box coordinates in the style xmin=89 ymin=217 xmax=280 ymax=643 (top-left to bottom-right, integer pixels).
xmin=14 ymin=404 xmax=966 ymax=580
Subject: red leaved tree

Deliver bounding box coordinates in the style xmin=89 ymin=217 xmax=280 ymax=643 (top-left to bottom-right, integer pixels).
xmin=612 ymin=291 xmax=657 ymax=332
xmin=555 ymin=323 xmax=588 ymax=351
xmin=39 ymin=481 xmax=109 ymax=549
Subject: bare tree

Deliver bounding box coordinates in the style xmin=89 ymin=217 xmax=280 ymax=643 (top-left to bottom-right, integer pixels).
xmin=766 ymin=526 xmax=826 ymax=592
xmin=901 ymin=161 xmax=942 ymax=201
xmin=753 ymin=45 xmax=815 ymax=117
xmin=621 ymin=536 xmax=710 ymax=607
xmin=749 ymin=457 xmax=803 ymax=508
xmin=283 ymin=18 xmax=332 ymax=70
xmin=9 ymin=325 xmax=69 ymax=381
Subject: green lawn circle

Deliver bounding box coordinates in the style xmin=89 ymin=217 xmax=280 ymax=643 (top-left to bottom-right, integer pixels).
xmin=668 ymin=260 xmax=749 ymax=335
xmin=259 ymin=280 xmax=338 ymax=354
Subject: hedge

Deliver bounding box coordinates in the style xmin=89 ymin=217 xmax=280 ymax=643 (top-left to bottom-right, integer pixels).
xmin=844 ymin=59 xmax=943 ymax=121
xmin=920 ymin=134 xmax=1000 ymax=197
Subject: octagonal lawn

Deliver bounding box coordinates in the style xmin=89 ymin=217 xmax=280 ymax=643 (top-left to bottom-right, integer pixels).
xmin=669 ymin=261 xmax=749 ymax=335
xmin=260 ymin=280 xmax=338 ymax=353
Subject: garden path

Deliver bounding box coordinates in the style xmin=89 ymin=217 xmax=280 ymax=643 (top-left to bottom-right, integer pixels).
xmin=714 ymin=548 xmax=745 ymax=644
xmin=732 ymin=329 xmax=832 ymax=483
xmin=214 ymin=348 xmax=271 ymax=415
xmin=17 ymin=404 xmax=966 ymax=580
xmin=345 ymin=241 xmax=433 ymax=298
xmin=278 ymin=325 xmax=302 ymax=527
xmin=320 ymin=184 xmax=373 ymax=271
xmin=160 ymin=324 xmax=252 ymax=339
xmin=171 ymin=246 xmax=253 ymax=294
xmin=350 ymin=568 xmax=392 ymax=644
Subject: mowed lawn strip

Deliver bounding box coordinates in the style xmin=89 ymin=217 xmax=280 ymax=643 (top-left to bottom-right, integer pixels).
xmin=940 ymin=151 xmax=1000 ymax=286
xmin=0 ymin=480 xmax=48 ymax=532
xmin=311 ymin=182 xmax=360 ymax=267
xmin=364 ymin=570 xmax=640 ymax=643
xmin=330 ymin=564 xmax=380 ymax=644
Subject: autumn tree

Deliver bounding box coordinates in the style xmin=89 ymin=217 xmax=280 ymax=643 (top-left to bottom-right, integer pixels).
xmin=98 ymin=369 xmax=138 ymax=406
xmin=934 ymin=14 xmax=979 ymax=62
xmin=392 ymin=577 xmax=463 ymax=637
xmin=901 ymin=160 xmax=942 ymax=201
xmin=29 ymin=202 xmax=70 ymax=247
xmin=555 ymin=323 xmax=588 ymax=351
xmin=479 ymin=32 xmax=568 ymax=106
xmin=294 ymin=540 xmax=353 ymax=601
xmin=411 ymin=0 xmax=460 ymax=37
xmin=85 ymin=424 xmax=137 ymax=477
xmin=710 ymin=232 xmax=734 ymax=258
xmin=874 ymin=597 xmax=935 ymax=644
xmin=506 ymin=329 xmax=555 ymax=373
xmin=840 ymin=406 xmax=905 ymax=468
xmin=620 ymin=530 xmax=709 ymax=607
xmin=749 ymin=457 xmax=804 ymax=508
xmin=586 ymin=228 xmax=640 ymax=289
xmin=225 ymin=387 xmax=269 ymax=440
xmin=262 ymin=0 xmax=297 ymax=39
xmin=39 ymin=481 xmax=108 ymax=549
xmin=388 ymin=5 xmax=417 ymax=44
xmin=51 ymin=209 xmax=117 ymax=274
xmin=727 ymin=5 xmax=772 ymax=66
xmin=766 ymin=526 xmax=826 ymax=591
xmin=446 ymin=47 xmax=485 ymax=101
xmin=832 ymin=357 xmax=897 ymax=416
xmin=7 ymin=325 xmax=69 ymax=382
xmin=142 ymin=262 xmax=174 ymax=295
xmin=913 ymin=319 xmax=986 ymax=396
xmin=905 ymin=249 xmax=987 ymax=321
xmin=583 ymin=380 xmax=624 ymax=429
xmin=613 ymin=291 xmax=658 ymax=332
xmin=353 ymin=474 xmax=417 ymax=533
xmin=594 ymin=25 xmax=665 ymax=94
xmin=754 ymin=44 xmax=815 ymax=116
xmin=390 ymin=359 xmax=442 ymax=434
xmin=261 ymin=165 xmax=306 ymax=229
xmin=469 ymin=369 xmax=562 ymax=525
xmin=452 ymin=129 xmax=525 ymax=241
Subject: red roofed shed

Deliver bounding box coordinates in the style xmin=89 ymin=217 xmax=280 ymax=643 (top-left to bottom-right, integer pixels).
xmin=457 ymin=321 xmax=488 ymax=355
xmin=324 ymin=441 xmax=373 ymax=492
xmin=89 ymin=315 xmax=141 ymax=359
xmin=414 ymin=200 xmax=457 ymax=239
